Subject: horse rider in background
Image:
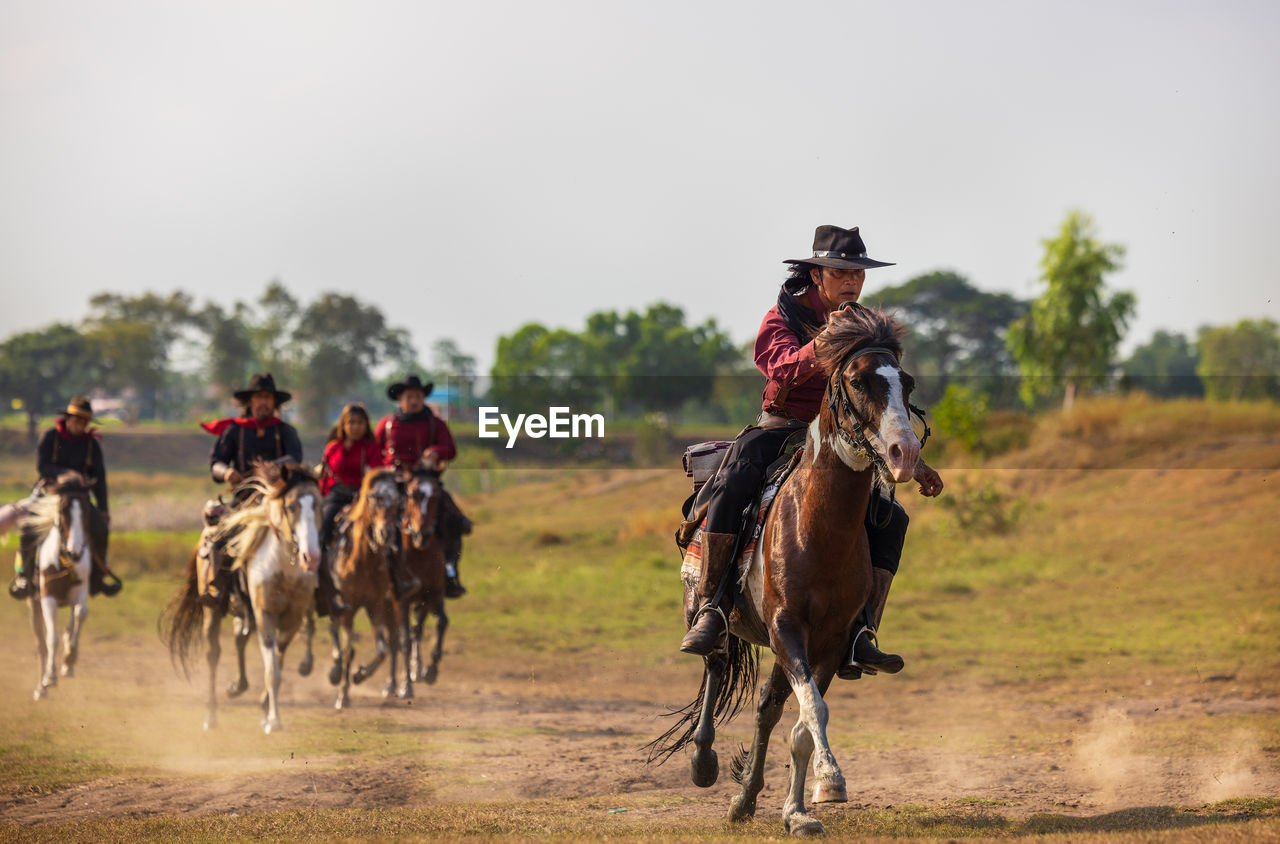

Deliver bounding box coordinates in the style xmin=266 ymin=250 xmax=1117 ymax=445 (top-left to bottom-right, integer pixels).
xmin=679 ymin=225 xmax=944 ymax=679
xmin=316 ymin=403 xmax=384 ymax=613
xmin=197 ymin=373 xmax=303 ymax=605
xmin=375 ymin=374 xmax=471 ymax=598
xmin=9 ymin=396 xmax=121 ymax=600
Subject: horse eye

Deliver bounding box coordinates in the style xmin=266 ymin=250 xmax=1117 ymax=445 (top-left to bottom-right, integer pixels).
xmin=848 ymin=379 xmax=865 ymax=393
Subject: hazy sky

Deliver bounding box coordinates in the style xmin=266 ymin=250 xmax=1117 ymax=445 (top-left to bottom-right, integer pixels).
xmin=2 ymin=0 xmax=1277 ymax=371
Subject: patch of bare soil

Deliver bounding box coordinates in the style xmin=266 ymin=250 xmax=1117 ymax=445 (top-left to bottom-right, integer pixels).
xmin=3 ymin=636 xmax=1277 ymax=828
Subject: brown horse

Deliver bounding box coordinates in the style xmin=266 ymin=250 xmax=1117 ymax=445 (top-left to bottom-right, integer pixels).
xmin=400 ymin=466 xmax=449 ymax=689
xmin=164 ymin=463 xmax=321 ymax=733
xmin=327 ymin=467 xmax=401 ymax=708
xmin=649 ymin=306 xmax=922 ymax=836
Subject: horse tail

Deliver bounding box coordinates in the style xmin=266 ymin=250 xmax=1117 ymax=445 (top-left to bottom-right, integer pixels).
xmin=159 ymin=548 xmax=205 ymax=678
xmin=642 ymin=634 xmax=759 ymax=765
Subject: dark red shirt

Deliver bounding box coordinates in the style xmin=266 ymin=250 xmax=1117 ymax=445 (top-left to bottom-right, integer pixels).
xmin=375 ymin=411 xmax=457 ymax=469
xmin=755 ymin=286 xmax=831 ymax=423
xmin=320 ymin=439 xmax=383 ymax=495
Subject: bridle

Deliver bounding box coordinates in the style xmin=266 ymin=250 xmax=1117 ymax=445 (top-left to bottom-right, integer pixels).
xmin=823 ymin=345 xmax=931 ymax=527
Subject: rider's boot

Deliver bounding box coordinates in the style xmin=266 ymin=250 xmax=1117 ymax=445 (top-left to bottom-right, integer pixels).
xmin=443 ymin=531 xmax=466 ymax=599
xmin=8 ymin=529 xmax=37 ymax=600
xmin=87 ymin=510 xmax=120 ymax=597
xmin=679 ymin=531 xmax=737 ymax=656
xmin=839 ymin=567 xmax=904 ymax=679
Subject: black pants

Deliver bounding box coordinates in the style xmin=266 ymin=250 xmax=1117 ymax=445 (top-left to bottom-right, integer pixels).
xmin=702 ymin=425 xmax=908 ymax=573
xmin=320 ymin=484 xmax=358 ymax=552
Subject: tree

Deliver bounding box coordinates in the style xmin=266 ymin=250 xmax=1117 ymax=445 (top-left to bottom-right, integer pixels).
xmin=1196 ymin=319 xmax=1280 ymax=401
xmin=1122 ymin=330 xmax=1202 ymax=398
xmin=0 ymin=324 xmax=93 ymax=444
xmin=1006 ymin=210 xmax=1135 ymax=409
xmin=82 ymin=291 xmax=198 ymax=419
xmin=291 ymin=293 xmax=414 ymax=425
xmin=863 ymin=271 xmax=1027 ymax=405
xmin=488 ymin=323 xmax=598 ymax=410
xmin=202 ymin=301 xmax=257 ymax=395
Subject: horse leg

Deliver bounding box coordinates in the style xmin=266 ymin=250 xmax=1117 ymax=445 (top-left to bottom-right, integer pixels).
xmin=335 ymin=615 xmax=354 ymax=710
xmin=353 ymin=612 xmax=388 ymax=685
xmin=772 ymin=616 xmax=846 ymax=806
xmin=782 ymin=717 xmax=825 ymax=837
xmin=297 ymin=611 xmax=315 ymax=677
xmin=690 ymin=652 xmax=726 ymax=788
xmin=328 ymin=615 xmax=345 ymax=687
xmin=384 ymin=619 xmax=399 ymax=699
xmin=227 ymin=612 xmax=251 ymax=698
xmin=425 ymin=605 xmax=447 ymax=686
xmin=728 ymin=664 xmax=792 ymax=823
xmin=28 ymin=596 xmax=48 ymax=700
xmin=410 ymin=602 xmax=427 ymax=681
xmin=257 ymin=613 xmax=284 ymax=733
xmin=203 ymin=607 xmax=222 ymax=730
xmin=396 ymin=602 xmax=414 ymax=699
xmin=40 ymin=596 xmax=59 ymax=690
xmin=60 ymin=593 xmax=88 ymax=678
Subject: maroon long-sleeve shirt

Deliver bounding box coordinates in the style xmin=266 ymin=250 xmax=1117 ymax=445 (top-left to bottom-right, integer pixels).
xmin=375 ymin=410 xmax=457 ymax=469
xmin=754 ymin=285 xmax=831 ymax=423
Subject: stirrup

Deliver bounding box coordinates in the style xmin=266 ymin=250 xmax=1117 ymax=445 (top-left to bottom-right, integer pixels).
xmin=839 ymin=625 xmax=877 ymax=679
xmin=682 ymin=603 xmax=729 ymax=656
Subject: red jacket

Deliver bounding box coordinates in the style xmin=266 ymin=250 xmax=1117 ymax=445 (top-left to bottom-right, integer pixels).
xmin=320 ymin=438 xmax=384 ymax=495
xmin=375 ymin=410 xmax=457 ymax=469
xmin=754 ymin=286 xmax=831 ymax=423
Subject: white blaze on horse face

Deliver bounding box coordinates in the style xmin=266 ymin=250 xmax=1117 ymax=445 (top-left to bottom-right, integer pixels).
xmin=295 ymin=494 xmax=320 ymax=572
xmin=65 ymin=499 xmax=86 ymax=559
xmin=874 ymin=364 xmax=920 ymax=483
xmin=418 ymin=479 xmax=434 ymax=516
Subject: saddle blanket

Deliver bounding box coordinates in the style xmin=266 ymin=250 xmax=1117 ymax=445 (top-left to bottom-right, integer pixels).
xmin=679 ymin=474 xmax=783 ymax=588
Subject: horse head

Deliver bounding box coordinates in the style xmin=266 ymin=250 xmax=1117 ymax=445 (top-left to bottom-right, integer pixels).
xmin=814 ymin=304 xmax=921 ymax=483
xmin=401 ymin=468 xmax=441 ymax=550
xmin=53 ymin=478 xmax=92 ymax=562
xmin=356 ymin=469 xmax=402 ymax=551
xmin=273 ymin=466 xmax=321 ymax=573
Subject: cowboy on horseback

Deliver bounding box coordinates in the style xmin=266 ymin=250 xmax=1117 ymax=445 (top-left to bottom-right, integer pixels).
xmin=315 ymin=403 xmax=384 ymax=614
xmin=197 ymin=373 xmax=304 ymax=605
xmin=679 ymin=225 xmax=944 ymax=678
xmin=9 ymin=396 xmax=121 ymax=600
xmin=374 ymin=374 xmax=471 ymax=599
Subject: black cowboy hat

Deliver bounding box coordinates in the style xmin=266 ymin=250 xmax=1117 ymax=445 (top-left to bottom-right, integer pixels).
xmin=61 ymin=395 xmax=94 ymax=420
xmin=784 ymin=225 xmax=895 ymax=270
xmin=387 ymin=374 xmax=434 ymax=401
xmin=233 ymin=373 xmax=292 ymax=405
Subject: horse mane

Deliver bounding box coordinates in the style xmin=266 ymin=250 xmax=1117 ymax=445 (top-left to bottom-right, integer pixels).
xmin=20 ymin=482 xmax=91 ymax=547
xmin=213 ymin=468 xmax=321 ymax=565
xmin=812 ymin=305 xmax=905 ymax=376
xmin=347 ymin=467 xmax=398 ymax=550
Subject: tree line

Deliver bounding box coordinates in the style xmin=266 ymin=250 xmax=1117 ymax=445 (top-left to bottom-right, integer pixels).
xmin=1 ymin=211 xmax=1276 ymax=441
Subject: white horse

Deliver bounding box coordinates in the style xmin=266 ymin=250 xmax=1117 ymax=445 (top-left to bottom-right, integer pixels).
xmin=24 ymin=481 xmax=94 ymax=700
xmin=166 ymin=463 xmax=321 ymax=734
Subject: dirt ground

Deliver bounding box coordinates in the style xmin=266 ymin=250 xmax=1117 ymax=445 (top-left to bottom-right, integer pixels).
xmin=3 ymin=629 xmax=1276 ymax=831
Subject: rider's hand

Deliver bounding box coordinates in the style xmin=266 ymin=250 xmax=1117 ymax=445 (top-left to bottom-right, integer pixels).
xmin=225 ymin=468 xmax=244 ymax=487
xmin=914 ymin=461 xmax=944 ymax=497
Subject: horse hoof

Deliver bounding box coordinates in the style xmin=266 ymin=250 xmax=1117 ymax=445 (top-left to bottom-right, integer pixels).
xmin=262 ymin=719 xmax=282 ymax=734
xmin=335 ymin=695 xmax=350 ymax=711
xmin=382 ymin=685 xmax=393 ymax=699
xmin=203 ymin=717 xmax=217 ymax=731
xmin=728 ymin=794 xmax=756 ymax=823
xmin=397 ymin=684 xmax=413 ymax=700
xmin=33 ymin=687 xmax=47 ymax=701
xmin=353 ymin=668 xmax=370 ymax=685
xmin=691 ymin=748 xmax=719 ymax=788
xmin=60 ymin=664 xmax=74 ymax=678
xmin=297 ymin=655 xmax=314 ymax=677
xmin=328 ymin=664 xmax=343 ymax=686
xmin=424 ymin=665 xmax=438 ymax=686
xmin=226 ymin=677 xmax=249 ymax=698
xmin=812 ymin=779 xmax=846 ymax=804
xmin=784 ymin=813 xmax=826 ymax=837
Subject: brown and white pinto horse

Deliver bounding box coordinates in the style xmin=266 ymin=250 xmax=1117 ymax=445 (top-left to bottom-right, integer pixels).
xmin=650 ymin=305 xmax=921 ymax=837
xmin=327 ymin=467 xmax=400 ymax=708
xmin=165 ymin=463 xmax=321 ymax=733
xmin=24 ymin=479 xmax=94 ymax=699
